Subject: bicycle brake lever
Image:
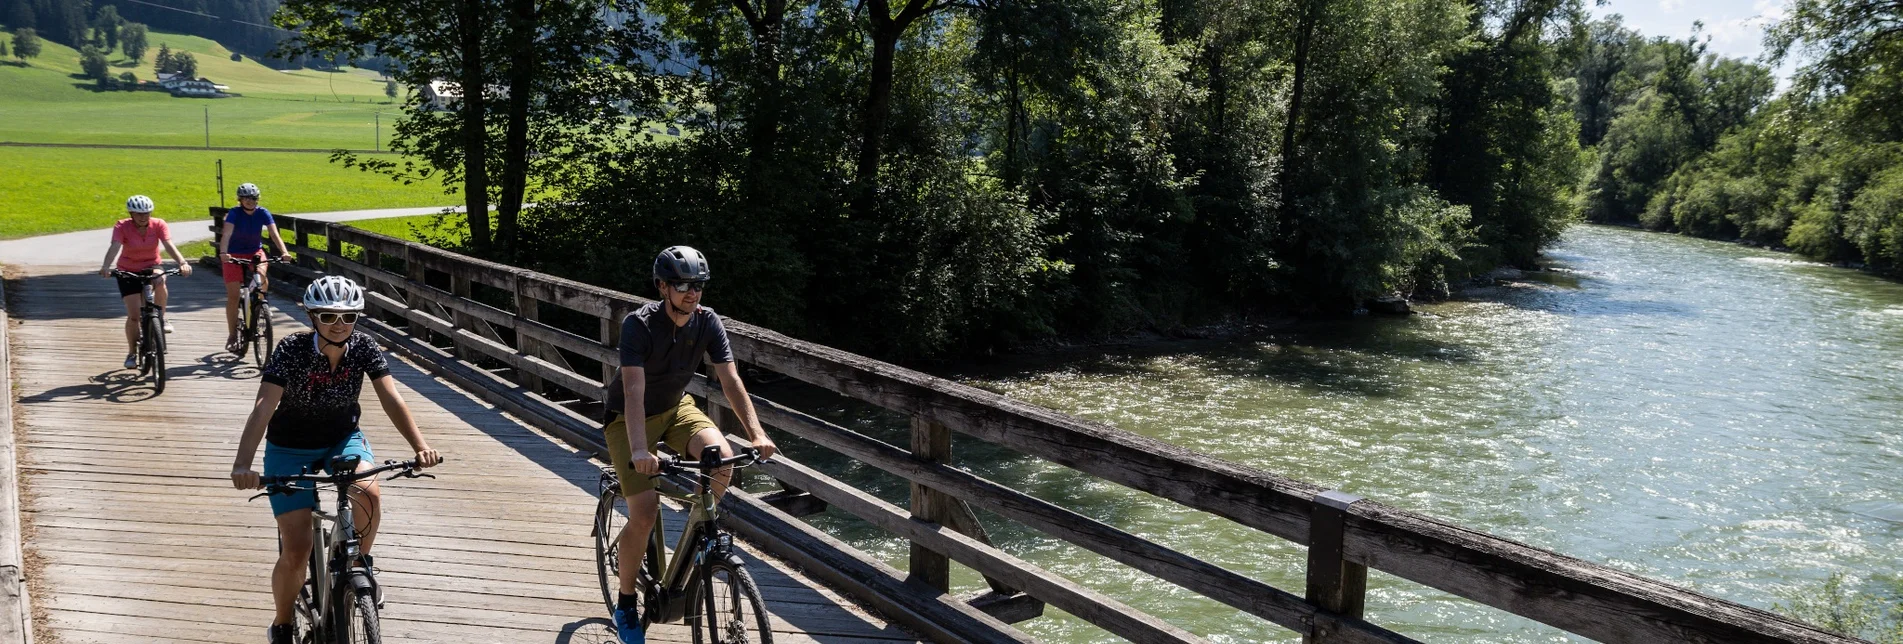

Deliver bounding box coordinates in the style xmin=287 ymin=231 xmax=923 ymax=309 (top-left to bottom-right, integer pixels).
xmin=248 ymin=491 xmax=272 ymax=502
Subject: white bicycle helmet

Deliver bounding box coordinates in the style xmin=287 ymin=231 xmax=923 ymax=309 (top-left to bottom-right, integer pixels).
xmin=126 ymin=195 xmax=155 ymax=213
xmin=236 ymin=183 xmax=261 ymax=198
xmin=303 ymin=275 xmax=366 ymax=312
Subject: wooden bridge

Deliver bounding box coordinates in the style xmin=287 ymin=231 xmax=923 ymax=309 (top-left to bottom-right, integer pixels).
xmin=0 ymin=213 xmax=1872 ymax=643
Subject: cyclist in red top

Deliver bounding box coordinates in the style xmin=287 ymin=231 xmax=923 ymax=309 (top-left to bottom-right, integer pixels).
xmin=99 ymin=195 xmax=192 ymax=369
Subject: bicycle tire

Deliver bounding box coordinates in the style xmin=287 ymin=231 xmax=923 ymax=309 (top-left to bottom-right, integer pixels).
xmin=253 ymin=296 xmax=274 ymax=368
xmin=145 ymin=315 xmax=166 ymax=393
xmin=594 ymin=487 xmax=625 ymax=615
xmin=697 ymin=559 xmax=772 ymax=644
xmin=337 ymin=588 xmax=379 ymax=644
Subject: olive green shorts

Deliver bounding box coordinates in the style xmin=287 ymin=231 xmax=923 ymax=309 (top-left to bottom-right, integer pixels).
xmin=605 ymin=394 xmax=717 ymax=495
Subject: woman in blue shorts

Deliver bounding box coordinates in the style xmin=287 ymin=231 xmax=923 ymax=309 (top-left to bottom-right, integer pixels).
xmin=228 ymin=275 xmax=442 ymax=644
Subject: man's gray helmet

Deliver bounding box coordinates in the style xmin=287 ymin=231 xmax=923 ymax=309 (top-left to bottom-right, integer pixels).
xmin=236 ymin=183 xmax=261 ymax=198
xmin=653 ymin=246 xmax=711 ymax=283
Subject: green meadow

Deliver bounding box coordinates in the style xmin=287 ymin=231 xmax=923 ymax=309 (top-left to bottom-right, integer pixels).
xmin=1 ymin=27 xmax=453 ymax=239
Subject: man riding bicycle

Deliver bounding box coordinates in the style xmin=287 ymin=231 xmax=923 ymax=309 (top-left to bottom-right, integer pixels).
xmin=98 ymin=195 xmax=192 ymax=369
xmin=218 ymin=182 xmax=291 ymax=356
xmin=229 ymin=275 xmax=443 ymax=644
xmin=604 ymin=246 xmax=778 ymax=644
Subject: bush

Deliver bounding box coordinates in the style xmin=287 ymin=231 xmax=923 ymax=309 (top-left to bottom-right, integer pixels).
xmin=1774 ymin=572 xmax=1903 ymax=643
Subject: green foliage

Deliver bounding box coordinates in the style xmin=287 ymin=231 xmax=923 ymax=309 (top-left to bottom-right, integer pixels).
xmin=90 ymin=3 xmax=117 ymax=49
xmin=12 ymin=26 xmax=40 ymax=61
xmin=77 ymin=41 xmax=104 ymax=79
xmin=1774 ymin=572 xmax=1903 ymax=643
xmin=337 ymin=0 xmax=1591 ymax=356
xmin=117 ymin=20 xmax=142 ymax=60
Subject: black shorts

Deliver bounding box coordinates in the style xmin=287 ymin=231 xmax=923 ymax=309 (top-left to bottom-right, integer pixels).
xmin=114 ymin=273 xmax=163 ymax=298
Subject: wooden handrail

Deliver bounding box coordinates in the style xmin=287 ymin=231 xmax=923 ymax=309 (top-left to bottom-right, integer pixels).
xmin=273 ymin=214 xmax=1861 ymax=644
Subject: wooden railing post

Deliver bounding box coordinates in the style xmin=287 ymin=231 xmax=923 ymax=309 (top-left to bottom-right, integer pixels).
xmin=907 ymin=419 xmax=1018 ymax=598
xmin=1304 ymin=490 xmax=1367 ymax=643
xmin=909 ymin=417 xmax=954 ymax=592
xmin=514 ymin=287 xmax=547 ymax=394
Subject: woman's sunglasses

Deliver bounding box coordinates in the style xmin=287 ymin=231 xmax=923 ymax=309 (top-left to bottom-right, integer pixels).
xmin=315 ymin=312 xmax=361 ymax=325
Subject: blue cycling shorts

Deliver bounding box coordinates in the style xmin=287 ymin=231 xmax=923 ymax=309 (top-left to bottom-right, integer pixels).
xmin=262 ymin=432 xmax=374 ymax=516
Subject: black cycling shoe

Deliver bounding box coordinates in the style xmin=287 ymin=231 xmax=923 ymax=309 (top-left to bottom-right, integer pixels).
xmin=267 ymin=623 xmax=295 ymax=644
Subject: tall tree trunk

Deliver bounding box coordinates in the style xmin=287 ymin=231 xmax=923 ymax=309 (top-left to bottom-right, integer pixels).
xmin=458 ymin=0 xmax=493 ymax=250
xmin=1278 ymin=0 xmax=1322 ymax=213
xmin=499 ymin=0 xmax=535 ymax=257
xmin=852 ymin=0 xmax=940 ymax=218
xmin=735 ymin=0 xmax=787 ymax=190
xmin=853 ymin=26 xmax=900 ymax=216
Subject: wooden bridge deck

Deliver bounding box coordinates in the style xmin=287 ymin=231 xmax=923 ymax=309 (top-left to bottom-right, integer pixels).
xmin=6 ymin=265 xmax=918 ymax=644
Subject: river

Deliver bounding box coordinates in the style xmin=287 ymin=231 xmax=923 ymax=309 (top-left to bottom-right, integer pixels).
xmin=763 ymin=224 xmax=1903 ymax=643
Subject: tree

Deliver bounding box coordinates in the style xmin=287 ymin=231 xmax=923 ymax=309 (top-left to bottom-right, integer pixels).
xmin=153 ymin=42 xmax=170 ymax=73
xmin=79 ymin=43 xmax=107 ymax=82
xmin=0 ymin=36 xmax=8 ymax=58
xmin=383 ymin=78 xmax=397 ymax=100
xmin=278 ymin=0 xmax=661 ymax=254
xmin=92 ymin=4 xmax=119 ymax=49
xmin=172 ymin=50 xmax=196 ymax=77
xmin=120 ymin=21 xmax=145 ymax=61
xmin=11 ymin=27 xmax=40 ymax=63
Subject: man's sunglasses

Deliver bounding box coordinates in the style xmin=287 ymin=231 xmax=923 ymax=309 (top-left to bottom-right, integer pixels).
xmin=667 ymin=281 xmax=708 ymax=293
xmin=314 ymin=312 xmax=361 ymax=325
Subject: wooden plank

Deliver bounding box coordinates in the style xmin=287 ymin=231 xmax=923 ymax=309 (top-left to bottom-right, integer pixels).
xmin=0 ymin=275 xmax=33 ymax=644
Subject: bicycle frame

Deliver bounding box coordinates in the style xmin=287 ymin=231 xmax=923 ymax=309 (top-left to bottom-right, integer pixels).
xmin=626 ymin=448 xmax=753 ymax=626
xmin=259 ymin=457 xmax=429 ymax=642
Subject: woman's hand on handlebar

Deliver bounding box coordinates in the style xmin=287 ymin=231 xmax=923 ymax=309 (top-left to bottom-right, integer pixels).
xmin=414 ymin=448 xmax=443 ymax=468
xmin=231 ymin=467 xmax=261 ymax=490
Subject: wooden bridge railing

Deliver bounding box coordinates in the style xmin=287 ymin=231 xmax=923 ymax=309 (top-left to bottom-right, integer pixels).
xmin=269 ymin=214 xmax=1859 ymax=644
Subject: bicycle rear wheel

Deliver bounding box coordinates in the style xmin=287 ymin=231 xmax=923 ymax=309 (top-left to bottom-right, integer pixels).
xmin=696 ymin=560 xmax=772 ymax=644
xmin=594 ymin=485 xmax=627 ymax=614
xmin=144 ymin=315 xmax=166 ymax=393
xmin=252 ymin=295 xmax=274 ymax=368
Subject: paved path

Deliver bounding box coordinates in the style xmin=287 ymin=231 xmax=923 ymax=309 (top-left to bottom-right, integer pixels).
xmin=0 ymin=207 xmax=458 ymax=267
xmin=4 ymin=265 xmax=915 ymax=643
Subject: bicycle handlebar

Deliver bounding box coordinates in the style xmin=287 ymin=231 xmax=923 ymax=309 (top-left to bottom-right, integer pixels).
xmin=253 ymin=459 xmax=437 ymax=499
xmin=109 ymin=267 xmax=184 ymax=280
xmin=651 ymin=447 xmax=763 ymax=477
xmin=224 ymin=255 xmax=292 ymax=266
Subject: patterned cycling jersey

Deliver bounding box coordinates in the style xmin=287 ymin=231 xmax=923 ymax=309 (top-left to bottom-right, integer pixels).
xmin=261 ymin=331 xmax=391 ymax=449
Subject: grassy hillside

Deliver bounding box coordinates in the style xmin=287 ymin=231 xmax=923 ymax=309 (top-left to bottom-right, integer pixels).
xmin=0 ymin=27 xmax=455 ymax=239
xmin=0 ymin=27 xmax=398 ymax=149
xmin=0 ymin=146 xmax=453 ymax=239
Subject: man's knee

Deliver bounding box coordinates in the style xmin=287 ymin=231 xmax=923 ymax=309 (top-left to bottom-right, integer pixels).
xmin=625 ymin=489 xmax=659 ymax=514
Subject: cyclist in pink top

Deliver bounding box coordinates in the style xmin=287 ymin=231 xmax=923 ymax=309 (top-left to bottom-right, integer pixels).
xmin=99 ymin=195 xmax=193 ymax=369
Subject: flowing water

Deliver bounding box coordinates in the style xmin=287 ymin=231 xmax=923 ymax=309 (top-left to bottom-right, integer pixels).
xmin=762 ymin=224 xmax=1903 ymax=642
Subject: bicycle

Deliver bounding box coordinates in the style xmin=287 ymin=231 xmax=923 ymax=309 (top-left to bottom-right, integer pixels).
xmin=110 ymin=267 xmax=182 ymax=393
xmin=594 ymin=445 xmax=774 ymax=644
xmin=253 ymin=457 xmax=436 ymax=644
xmin=227 ymin=255 xmax=290 ymax=366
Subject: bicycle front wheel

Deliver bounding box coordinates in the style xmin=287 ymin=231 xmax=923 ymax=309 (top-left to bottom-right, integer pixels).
xmin=145 ymin=316 xmax=166 ymax=393
xmin=337 ymin=589 xmax=379 ymax=644
xmin=253 ymin=296 xmax=274 ymax=368
xmin=696 ymin=560 xmax=772 ymax=644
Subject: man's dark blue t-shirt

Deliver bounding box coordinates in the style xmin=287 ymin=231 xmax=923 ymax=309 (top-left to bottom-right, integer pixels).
xmin=604 ymin=301 xmax=734 ymax=421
